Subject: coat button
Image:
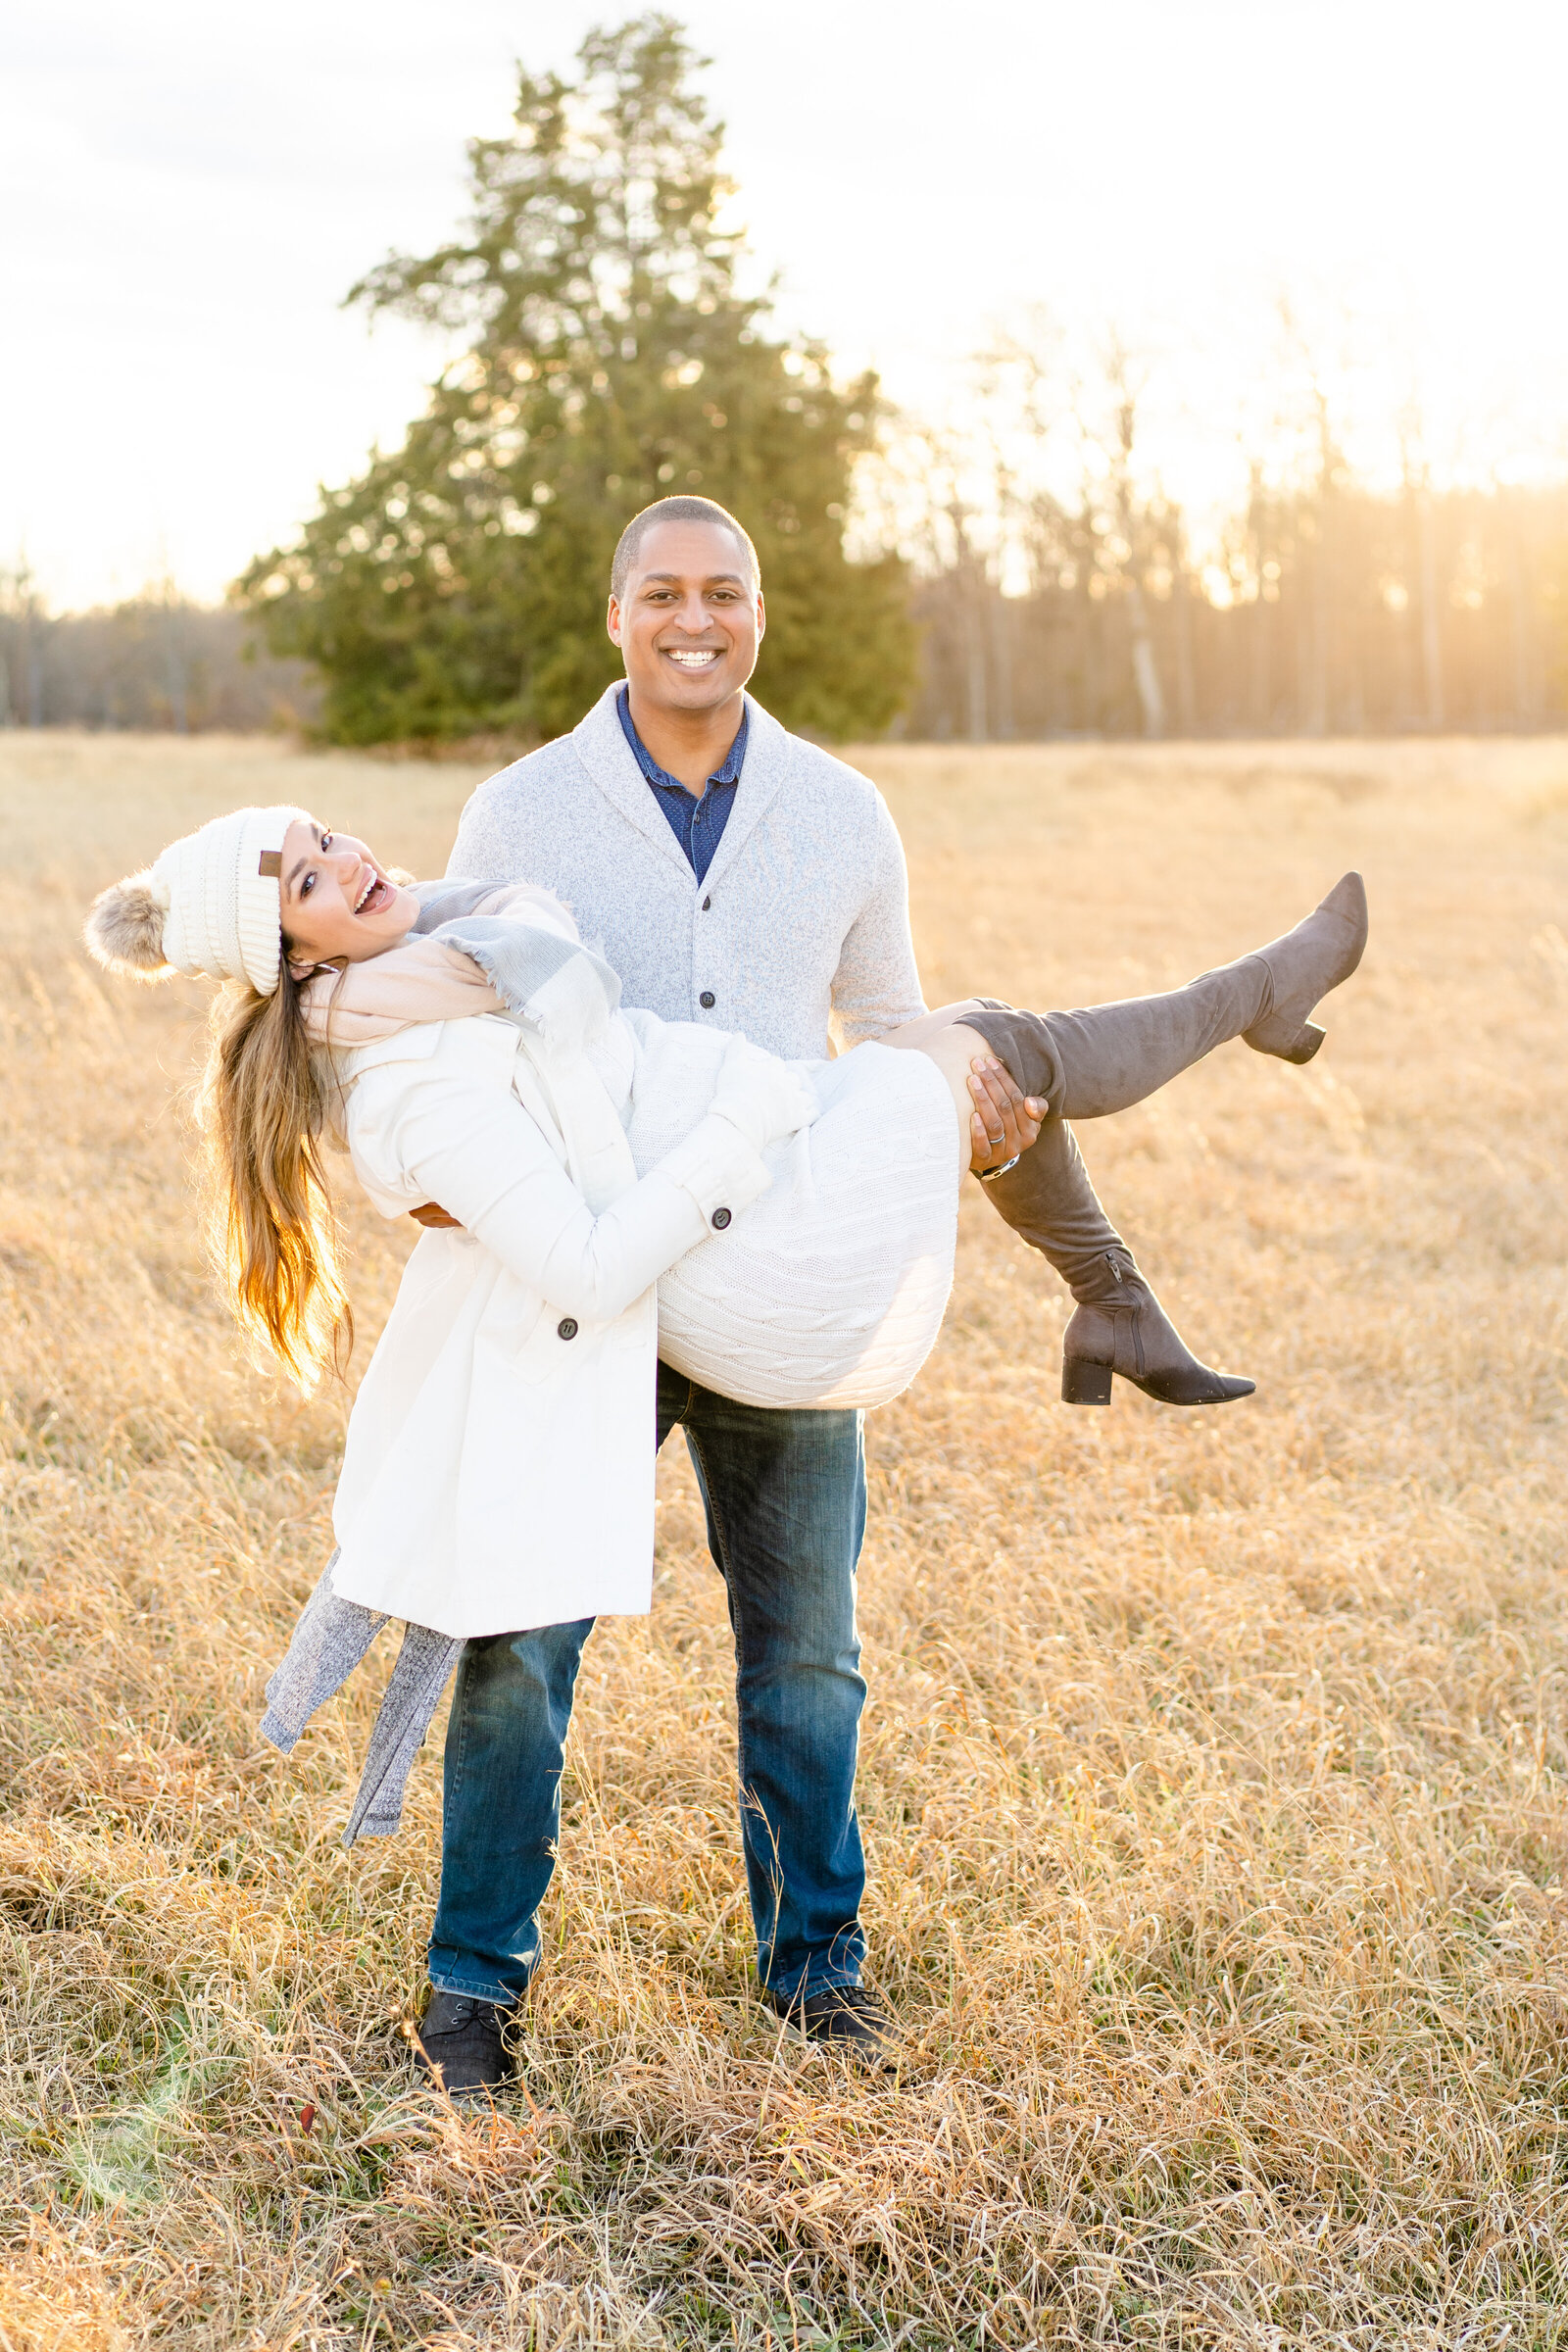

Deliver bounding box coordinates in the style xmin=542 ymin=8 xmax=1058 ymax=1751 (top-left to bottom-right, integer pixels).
xmin=699 ymin=990 xmax=715 ymax=1008
xmin=557 ymin=1317 xmax=578 ymax=1340
xmin=710 ymin=1206 xmax=731 ymax=1229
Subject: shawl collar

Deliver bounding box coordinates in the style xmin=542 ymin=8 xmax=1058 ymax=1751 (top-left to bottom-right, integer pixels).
xmin=695 ymin=695 xmax=790 ymax=895
xmin=569 ymin=683 xmax=791 ymax=895
xmin=571 ymin=683 xmax=698 ymax=883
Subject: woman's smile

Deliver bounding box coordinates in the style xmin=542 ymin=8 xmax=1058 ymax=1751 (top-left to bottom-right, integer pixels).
xmin=351 ymin=868 xmax=396 ymax=917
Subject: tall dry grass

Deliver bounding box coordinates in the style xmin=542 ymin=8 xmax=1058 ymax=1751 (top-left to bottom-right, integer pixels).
xmin=0 ymin=729 xmax=1565 ymax=2349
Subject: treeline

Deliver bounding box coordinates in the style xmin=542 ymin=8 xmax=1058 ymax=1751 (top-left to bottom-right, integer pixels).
xmin=13 ymin=477 xmax=1563 ymax=744
xmin=908 ymin=479 xmax=1568 ymax=742
xmin=0 ymin=576 xmax=318 ymax=733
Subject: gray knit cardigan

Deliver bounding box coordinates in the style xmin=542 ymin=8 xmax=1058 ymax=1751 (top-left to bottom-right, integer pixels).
xmin=446 ymin=682 xmax=925 ymax=1059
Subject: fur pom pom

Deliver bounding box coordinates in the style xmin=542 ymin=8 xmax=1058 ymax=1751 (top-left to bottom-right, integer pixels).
xmin=84 ymin=873 xmax=172 ymax=980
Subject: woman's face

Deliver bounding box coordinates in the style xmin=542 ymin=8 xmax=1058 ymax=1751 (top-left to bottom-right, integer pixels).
xmin=279 ymin=818 xmax=419 ymax=968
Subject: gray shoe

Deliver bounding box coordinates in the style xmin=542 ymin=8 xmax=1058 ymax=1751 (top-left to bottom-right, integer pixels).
xmin=411 ymin=1988 xmax=516 ymax=2101
xmin=1242 ymin=870 xmax=1368 ymax=1063
xmin=1060 ymin=1250 xmax=1255 ymax=1407
xmin=965 ymin=870 xmax=1370 ymax=1117
xmin=977 ymin=1123 xmax=1254 ymax=1408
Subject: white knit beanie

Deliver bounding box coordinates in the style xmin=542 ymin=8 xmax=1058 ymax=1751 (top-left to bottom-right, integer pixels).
xmin=84 ymin=805 xmax=311 ymax=995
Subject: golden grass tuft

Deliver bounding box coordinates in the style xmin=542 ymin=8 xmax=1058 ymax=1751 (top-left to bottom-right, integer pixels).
xmin=0 ymin=728 xmax=1565 ymax=2348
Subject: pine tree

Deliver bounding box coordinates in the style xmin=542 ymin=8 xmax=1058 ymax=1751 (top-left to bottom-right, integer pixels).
xmin=238 ymin=16 xmax=913 ymax=745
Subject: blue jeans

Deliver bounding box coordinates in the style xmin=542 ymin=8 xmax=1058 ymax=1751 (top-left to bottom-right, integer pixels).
xmin=427 ymin=1362 xmax=869 ymax=2008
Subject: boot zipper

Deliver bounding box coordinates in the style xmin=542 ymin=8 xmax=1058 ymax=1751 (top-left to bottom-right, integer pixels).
xmin=1104 ymin=1252 xmax=1145 ymax=1375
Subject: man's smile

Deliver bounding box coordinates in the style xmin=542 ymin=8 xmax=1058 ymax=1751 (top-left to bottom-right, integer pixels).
xmin=662 ymin=646 xmax=724 ymax=670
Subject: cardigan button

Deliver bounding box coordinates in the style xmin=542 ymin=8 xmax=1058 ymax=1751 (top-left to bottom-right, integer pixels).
xmin=702 ymin=895 xmax=711 ymax=910
xmin=710 ymin=1207 xmax=731 ymax=1230
xmin=699 ymin=990 xmax=715 ymax=1008
xmin=557 ymin=1317 xmax=579 ymax=1341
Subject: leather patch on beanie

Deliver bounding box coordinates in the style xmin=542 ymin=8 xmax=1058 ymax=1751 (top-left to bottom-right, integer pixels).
xmin=258 ymin=851 xmax=282 ymax=878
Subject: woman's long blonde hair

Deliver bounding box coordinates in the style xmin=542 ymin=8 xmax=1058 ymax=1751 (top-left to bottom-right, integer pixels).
xmin=196 ymin=968 xmax=351 ymax=1391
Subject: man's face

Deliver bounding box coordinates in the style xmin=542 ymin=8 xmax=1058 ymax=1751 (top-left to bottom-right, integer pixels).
xmin=607 ymin=518 xmax=764 ymax=713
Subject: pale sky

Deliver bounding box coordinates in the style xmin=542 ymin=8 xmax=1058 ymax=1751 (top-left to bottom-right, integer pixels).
xmin=6 ymin=0 xmax=1567 ymax=609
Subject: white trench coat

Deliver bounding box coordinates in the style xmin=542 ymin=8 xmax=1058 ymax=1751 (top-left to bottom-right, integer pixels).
xmin=328 ymin=1004 xmax=786 ymax=1640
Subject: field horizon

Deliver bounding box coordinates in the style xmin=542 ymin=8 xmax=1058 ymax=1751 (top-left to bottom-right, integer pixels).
xmin=0 ymin=728 xmax=1565 ymax=2348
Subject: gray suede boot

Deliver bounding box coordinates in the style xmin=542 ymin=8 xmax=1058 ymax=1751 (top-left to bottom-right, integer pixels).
xmin=966 ymin=872 xmax=1367 ymax=1119
xmin=962 ymin=873 xmax=1366 ymax=1406
xmin=980 ymin=1121 xmax=1254 ymax=1406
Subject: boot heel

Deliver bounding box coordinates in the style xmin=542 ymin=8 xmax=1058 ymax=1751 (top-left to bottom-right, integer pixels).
xmin=1062 ymin=1354 xmax=1113 ymax=1406
xmin=1244 ymin=1014 xmax=1326 ymax=1064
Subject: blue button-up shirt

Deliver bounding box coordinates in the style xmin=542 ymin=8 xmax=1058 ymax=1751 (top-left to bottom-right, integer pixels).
xmin=616 ymin=685 xmax=748 ymax=885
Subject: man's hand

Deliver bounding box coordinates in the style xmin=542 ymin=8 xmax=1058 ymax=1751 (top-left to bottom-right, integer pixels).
xmin=410 ymin=1202 xmax=463 ymax=1230
xmin=967 ymin=1057 xmax=1046 ymax=1176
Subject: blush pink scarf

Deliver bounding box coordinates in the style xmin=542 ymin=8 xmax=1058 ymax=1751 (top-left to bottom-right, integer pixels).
xmin=297 ymin=882 xmax=575 ymax=1048
xmin=299 ymin=938 xmax=502 ymax=1048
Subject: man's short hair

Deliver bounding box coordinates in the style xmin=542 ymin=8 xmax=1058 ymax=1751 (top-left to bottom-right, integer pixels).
xmin=610 ymin=496 xmax=760 ymax=603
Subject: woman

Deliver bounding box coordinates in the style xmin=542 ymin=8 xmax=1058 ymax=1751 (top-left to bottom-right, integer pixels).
xmin=88 ymin=804 xmax=1365 ymax=1641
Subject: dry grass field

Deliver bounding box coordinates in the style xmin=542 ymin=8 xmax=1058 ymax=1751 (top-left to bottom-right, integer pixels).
xmin=1 ymin=728 xmax=1566 ymax=2350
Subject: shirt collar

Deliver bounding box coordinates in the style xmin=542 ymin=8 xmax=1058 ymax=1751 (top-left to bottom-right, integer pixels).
xmin=616 ymin=684 xmax=748 ymax=795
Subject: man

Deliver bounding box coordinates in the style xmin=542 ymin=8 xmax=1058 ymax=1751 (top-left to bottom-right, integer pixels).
xmin=413 ymin=496 xmax=1040 ymax=2095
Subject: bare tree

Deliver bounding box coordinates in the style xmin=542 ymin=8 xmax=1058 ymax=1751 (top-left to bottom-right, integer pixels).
xmin=888 ymin=424 xmax=997 ymax=741
xmin=1399 ymin=410 xmax=1446 ymax=728
xmin=1090 ymin=343 xmax=1165 ymax=737
xmin=0 ymin=560 xmax=50 ymax=727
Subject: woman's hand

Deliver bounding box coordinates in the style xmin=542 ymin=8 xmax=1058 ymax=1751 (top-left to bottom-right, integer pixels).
xmin=709 ymin=1042 xmax=816 ymax=1156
